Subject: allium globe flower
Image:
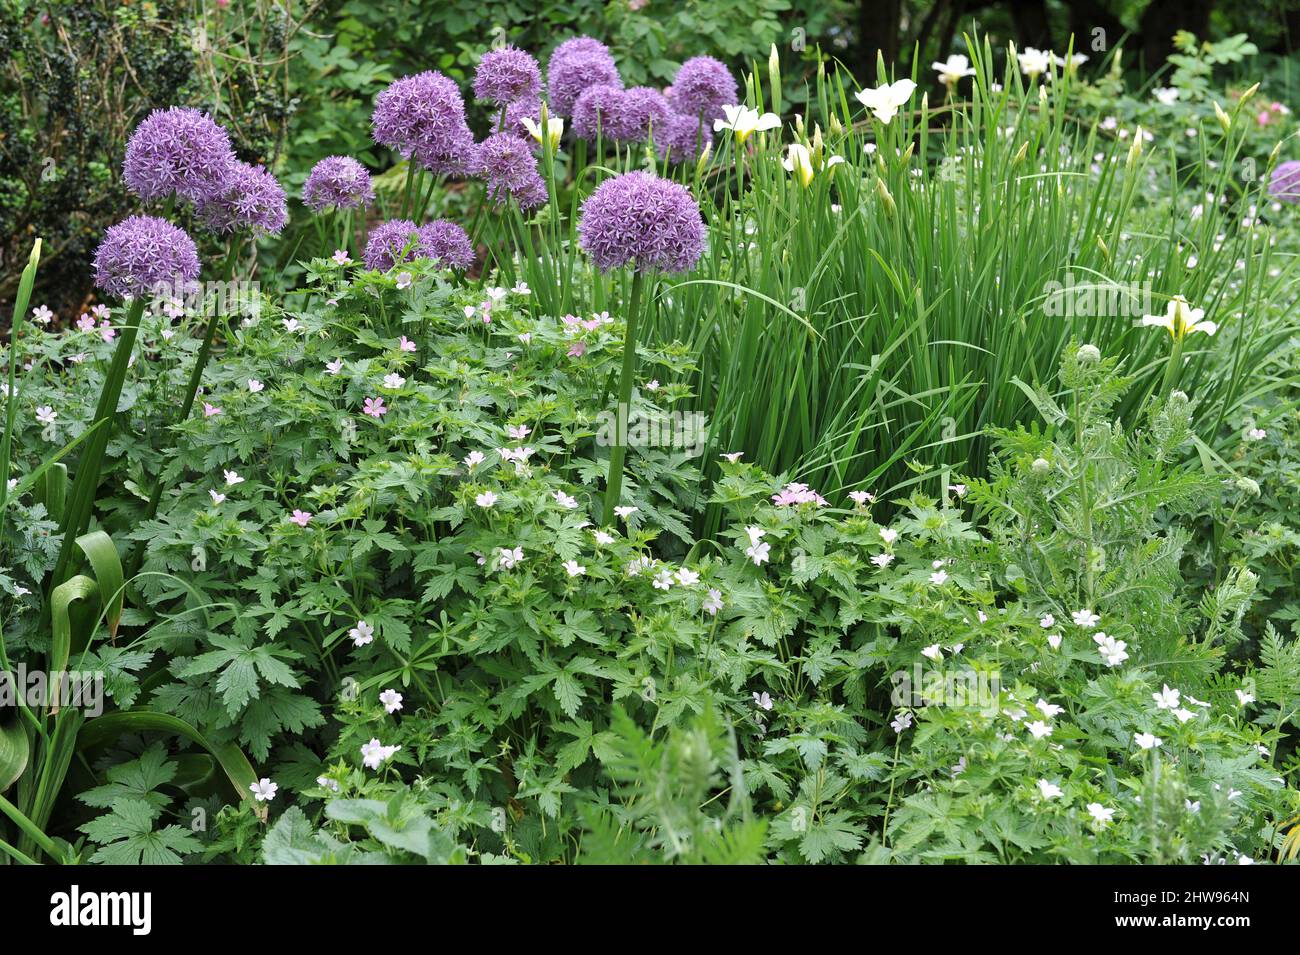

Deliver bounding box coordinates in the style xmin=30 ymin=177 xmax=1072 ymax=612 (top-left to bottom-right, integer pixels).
xmin=657 ymin=112 xmax=712 ymax=163
xmin=416 ymin=220 xmax=475 ymax=270
xmin=571 ymin=85 xmax=625 ymax=141
xmin=1269 ymin=159 xmax=1300 ymax=203
xmin=197 ymin=161 xmax=288 ymax=235
xmin=372 ymin=71 xmax=476 ymax=175
xmin=547 ymin=36 xmax=621 ymax=116
xmin=122 ymin=106 xmax=237 ymax=204
xmin=364 ymin=219 xmax=475 ymax=271
xmin=609 ymin=87 xmax=673 ymax=143
xmin=666 ymin=56 xmax=738 ymax=124
xmin=578 ymin=171 xmax=706 ymax=273
xmin=472 ymin=132 xmax=548 ymax=210
xmin=502 ymin=97 xmax=542 ymax=140
xmin=302 ymin=156 xmax=376 ymax=212
xmin=474 ymin=46 xmax=543 ymax=105
xmin=93 ymin=215 xmax=201 ymax=299
xmin=364 ymin=219 xmax=423 ymax=271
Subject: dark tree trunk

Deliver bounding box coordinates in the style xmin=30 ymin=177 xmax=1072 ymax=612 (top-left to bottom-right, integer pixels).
xmin=1007 ymin=0 xmax=1051 ymax=49
xmin=857 ymin=0 xmax=903 ymax=83
xmin=1067 ymin=0 xmax=1125 ymax=59
xmin=1139 ymin=0 xmax=1213 ymax=69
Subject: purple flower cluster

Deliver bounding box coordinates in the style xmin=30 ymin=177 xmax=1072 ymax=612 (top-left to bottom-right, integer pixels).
xmin=302 ymin=156 xmax=376 ymax=212
xmin=547 ymin=36 xmax=621 ymax=116
xmin=666 ymin=56 xmax=738 ymax=124
xmin=93 ymin=215 xmax=201 ymax=298
xmin=416 ymin=220 xmax=475 ymax=270
xmin=372 ymin=71 xmax=476 ymax=174
xmin=1269 ymin=160 xmax=1300 ymax=204
xmin=474 ymin=46 xmax=543 ymax=105
xmin=364 ymin=219 xmax=474 ymax=271
xmin=578 ymin=171 xmax=706 ymax=274
xmin=502 ymin=97 xmax=542 ymax=140
xmin=197 ymin=161 xmax=289 ymax=235
xmin=472 ymin=133 xmax=547 ymax=210
xmin=364 ymin=219 xmax=422 ymax=271
xmin=609 ymin=86 xmax=672 ymax=143
xmin=656 ymin=112 xmax=712 ymax=163
xmin=122 ymin=106 xmax=237 ymax=204
xmin=571 ymin=85 xmax=625 ymax=141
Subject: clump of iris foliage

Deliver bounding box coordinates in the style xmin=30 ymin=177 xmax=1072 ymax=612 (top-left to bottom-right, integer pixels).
xmin=2 ymin=30 xmax=1300 ymax=865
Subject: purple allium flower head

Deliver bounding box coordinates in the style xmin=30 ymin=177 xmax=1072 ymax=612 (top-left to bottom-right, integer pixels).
xmin=472 ymin=132 xmax=548 ymax=210
xmin=93 ymin=215 xmax=201 ymax=299
xmin=364 ymin=219 xmax=422 ymax=271
xmin=364 ymin=219 xmax=475 ymax=271
xmin=657 ymin=112 xmax=713 ymax=163
xmin=571 ymin=85 xmax=625 ymax=141
xmin=197 ymin=161 xmax=288 ymax=235
xmin=416 ymin=219 xmax=475 ymax=270
xmin=372 ymin=71 xmax=476 ymax=175
xmin=609 ymin=86 xmax=673 ymax=143
xmin=1269 ymin=160 xmax=1300 ymax=204
xmin=122 ymin=106 xmax=237 ymax=204
xmin=666 ymin=56 xmax=738 ymax=124
xmin=578 ymin=171 xmax=706 ymax=273
xmin=474 ymin=46 xmax=543 ymax=105
xmin=547 ymin=36 xmax=621 ymax=116
xmin=302 ymin=156 xmax=376 ymax=212
xmin=502 ymin=97 xmax=542 ymax=140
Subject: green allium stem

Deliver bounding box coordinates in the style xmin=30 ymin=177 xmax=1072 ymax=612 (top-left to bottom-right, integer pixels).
xmin=604 ymin=270 xmax=647 ymax=521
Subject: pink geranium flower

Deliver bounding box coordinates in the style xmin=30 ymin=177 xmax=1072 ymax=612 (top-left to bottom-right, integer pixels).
xmin=398 ymin=335 xmax=416 ymax=352
xmin=363 ymin=396 xmax=387 ymax=418
xmin=289 ymin=509 xmax=313 ymax=527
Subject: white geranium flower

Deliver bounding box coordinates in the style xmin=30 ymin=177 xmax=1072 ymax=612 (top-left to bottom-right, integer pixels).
xmin=1086 ymin=802 xmax=1115 ymax=827
xmin=348 ymin=620 xmax=375 ymax=647
xmin=1071 ymin=609 xmax=1100 ymax=628
xmin=249 ymin=778 xmax=278 ymax=802
xmin=360 ymin=738 xmax=400 ymax=770
xmin=1152 ymin=684 xmax=1181 ymax=710
xmin=1094 ymin=632 xmax=1128 ymax=667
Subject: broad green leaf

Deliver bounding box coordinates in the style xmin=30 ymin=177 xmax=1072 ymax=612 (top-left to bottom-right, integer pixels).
xmin=0 ymin=717 xmax=29 ymax=792
xmin=48 ymin=574 xmax=97 ymax=711
xmin=76 ymin=711 xmax=264 ymax=819
xmin=76 ymin=530 xmax=124 ymax=640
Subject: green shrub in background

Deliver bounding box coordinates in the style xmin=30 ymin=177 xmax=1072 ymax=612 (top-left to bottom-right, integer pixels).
xmin=0 ymin=0 xmax=297 ymax=321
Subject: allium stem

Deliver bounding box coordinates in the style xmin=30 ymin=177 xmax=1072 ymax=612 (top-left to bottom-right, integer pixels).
xmin=604 ymin=270 xmax=647 ymax=520
xmin=127 ymin=239 xmax=242 ymax=580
